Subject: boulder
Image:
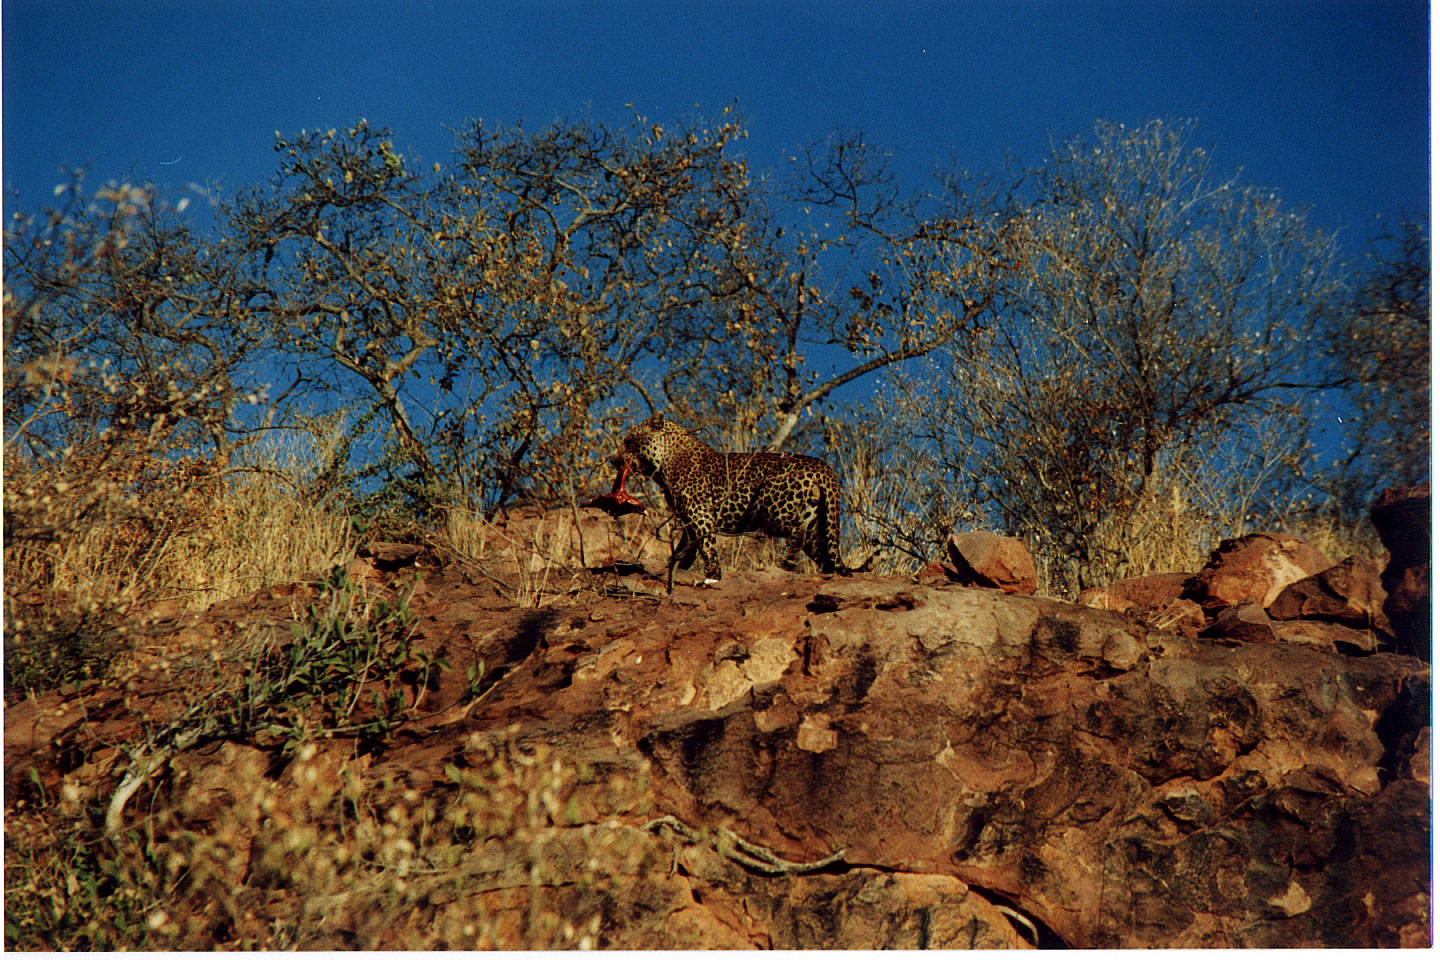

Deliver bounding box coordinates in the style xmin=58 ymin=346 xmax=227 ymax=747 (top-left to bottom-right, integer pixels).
xmin=1268 ymin=556 xmax=1392 ymax=634
xmin=1183 ymin=533 xmax=1330 ymax=613
xmin=462 ymin=503 xmax=676 ymax=579
xmin=1201 ymin=601 xmax=1277 ymax=644
xmin=1144 ymin=597 xmax=1209 ymax=637
xmin=944 ymin=531 xmax=1038 ymax=595
xmin=1272 ymin=619 xmax=1382 ymax=655
xmin=1079 ymin=571 xmax=1190 ymax=613
xmin=1371 ymin=484 xmax=1431 ymax=661
xmin=759 ymin=872 xmax=1029 ymax=948
xmin=1382 ymin=566 xmax=1433 ymax=660
xmin=913 ymin=560 xmax=952 ymax=585
xmin=1403 ymin=726 xmax=1431 ymax=787
xmin=1372 ymin=483 xmax=1431 ymax=568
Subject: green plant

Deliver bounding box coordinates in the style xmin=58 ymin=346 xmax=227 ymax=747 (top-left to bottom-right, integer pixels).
xmin=464 ymin=659 xmax=489 ymax=700
xmin=5 ymin=770 xmax=172 ymax=950
xmin=226 ymin=569 xmax=423 ymax=750
xmin=3 ymin=601 xmax=130 ymax=701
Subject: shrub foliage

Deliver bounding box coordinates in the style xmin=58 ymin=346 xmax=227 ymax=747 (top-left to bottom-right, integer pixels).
xmin=2 ymin=113 xmax=1427 ymax=596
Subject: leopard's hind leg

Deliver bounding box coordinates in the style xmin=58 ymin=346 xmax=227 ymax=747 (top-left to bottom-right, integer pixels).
xmin=803 ymin=483 xmax=843 ymax=575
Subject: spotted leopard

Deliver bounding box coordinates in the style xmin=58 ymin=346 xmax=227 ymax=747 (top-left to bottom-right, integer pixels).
xmin=611 ymin=415 xmax=844 ymax=580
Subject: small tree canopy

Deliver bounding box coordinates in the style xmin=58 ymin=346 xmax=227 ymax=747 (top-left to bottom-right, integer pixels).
xmin=890 ymin=119 xmax=1347 ymax=593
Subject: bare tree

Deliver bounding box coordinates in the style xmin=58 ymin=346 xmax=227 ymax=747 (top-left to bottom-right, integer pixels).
xmin=888 ymin=119 xmax=1346 ymax=594
xmin=212 ymin=112 xmax=1025 ymax=516
xmin=443 ymin=108 xmax=765 ymax=507
xmin=11 ymin=112 xmax=1386 ymax=571
xmin=6 ymin=176 xmax=259 ymax=463
xmin=4 ymin=174 xmax=264 ymax=544
xmin=1321 ymin=217 xmax=1430 ymax=518
xmin=2 ymin=172 xmax=281 ymax=629
xmin=720 ymin=131 xmax=1019 ymax=451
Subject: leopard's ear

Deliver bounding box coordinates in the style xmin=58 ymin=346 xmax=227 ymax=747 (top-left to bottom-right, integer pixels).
xmin=645 ymin=413 xmax=666 ymax=429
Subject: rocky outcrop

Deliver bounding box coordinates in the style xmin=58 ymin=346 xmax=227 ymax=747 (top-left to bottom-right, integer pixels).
xmin=1201 ymin=600 xmax=1278 ymax=644
xmin=1267 ymin=555 xmax=1390 ymax=630
xmin=1371 ymin=483 xmax=1431 ymax=660
xmin=458 ymin=501 xmax=676 ymax=577
xmin=1183 ymin=533 xmax=1331 ymax=613
xmin=1079 ymin=571 xmax=1189 ymax=613
xmin=1081 ymin=526 xmax=1412 ymax=658
xmin=8 ymin=549 xmax=1429 ymax=949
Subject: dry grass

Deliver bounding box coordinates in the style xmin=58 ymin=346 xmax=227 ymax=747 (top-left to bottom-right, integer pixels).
xmin=1280 ymin=509 xmax=1385 ymax=568
xmin=162 ymin=468 xmax=356 ymax=612
xmin=4 ymin=432 xmax=356 ymax=698
xmin=442 ymin=506 xmax=582 ymax=606
xmin=827 ymin=413 xmax=1384 ymax=597
xmin=5 ymin=724 xmax=662 ymax=950
xmin=1082 ymin=483 xmax=1221 ymax=584
xmin=4 ymin=561 xmax=663 ymax=950
xmin=1100 ymin=470 xmax=1386 ymax=585
xmin=825 ymin=415 xmax=977 ymax=578
xmin=6 ymin=436 xmax=354 ymax=615
xmin=440 ymin=497 xmax=804 ymax=599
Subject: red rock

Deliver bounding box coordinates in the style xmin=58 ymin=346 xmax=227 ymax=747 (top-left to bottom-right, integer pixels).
xmin=1101 ymin=631 xmax=1146 ymax=670
xmin=764 ymin=873 xmax=1029 ymax=948
xmin=1382 ymin=564 xmax=1432 ymax=656
xmin=344 ymin=556 xmax=388 ymax=585
xmin=1080 ymin=572 xmax=1206 ymax=635
xmin=1404 ymin=726 xmax=1431 ymax=787
xmin=1371 ymin=482 xmax=1430 ymax=567
xmin=1183 ymin=533 xmax=1330 ymax=612
xmin=1078 ymin=586 xmax=1133 ymax=612
xmin=1145 ymin=598 xmax=1208 ymax=637
xmin=913 ymin=561 xmax=951 ymax=585
xmin=944 ymin=531 xmax=1038 ymax=595
xmin=1272 ymin=619 xmax=1382 ymax=654
xmin=6 ymin=556 xmax=1428 ymax=950
xmin=1079 ymin=572 xmax=1189 ymax=612
xmin=1201 ymin=601 xmax=1277 ymax=644
xmin=1268 ymin=556 xmax=1391 ymax=634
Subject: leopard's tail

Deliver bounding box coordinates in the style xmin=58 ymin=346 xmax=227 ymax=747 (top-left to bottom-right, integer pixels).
xmin=817 ymin=478 xmax=848 ymax=576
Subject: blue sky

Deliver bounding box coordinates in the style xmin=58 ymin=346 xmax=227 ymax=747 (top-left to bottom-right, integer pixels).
xmin=3 ymin=0 xmax=1430 ymax=257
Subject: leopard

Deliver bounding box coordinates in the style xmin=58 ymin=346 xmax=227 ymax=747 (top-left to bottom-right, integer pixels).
xmin=611 ymin=414 xmax=845 ymax=581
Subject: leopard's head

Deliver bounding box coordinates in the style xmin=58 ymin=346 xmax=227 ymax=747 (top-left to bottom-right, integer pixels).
xmin=613 ymin=415 xmax=685 ymax=478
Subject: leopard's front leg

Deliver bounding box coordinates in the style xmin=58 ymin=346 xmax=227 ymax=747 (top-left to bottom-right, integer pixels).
xmin=687 ymin=507 xmax=722 ymax=581
xmin=699 ymin=533 xmax=722 ymax=580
